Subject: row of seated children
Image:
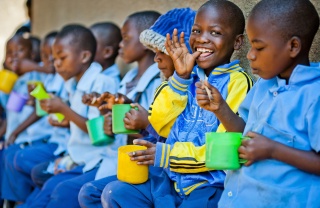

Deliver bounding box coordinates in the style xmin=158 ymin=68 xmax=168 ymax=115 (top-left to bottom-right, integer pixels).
xmin=0 ymin=8 xmax=162 ymax=208
xmin=1 ymin=0 xmax=320 ymax=207
xmin=78 ymin=0 xmax=320 ymax=207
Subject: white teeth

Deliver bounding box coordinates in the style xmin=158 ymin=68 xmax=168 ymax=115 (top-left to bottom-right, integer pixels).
xmin=196 ymin=48 xmax=213 ymax=53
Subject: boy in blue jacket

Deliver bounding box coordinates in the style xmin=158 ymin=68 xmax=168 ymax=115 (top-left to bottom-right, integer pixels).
xmin=102 ymin=1 xmax=253 ymax=207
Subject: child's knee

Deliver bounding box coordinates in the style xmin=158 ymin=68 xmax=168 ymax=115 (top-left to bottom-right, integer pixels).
xmin=78 ymin=181 xmax=98 ymax=205
xmin=13 ymin=150 xmax=24 ymax=171
xmin=101 ymin=181 xmax=128 ymax=207
xmin=49 ymin=180 xmax=78 ymax=204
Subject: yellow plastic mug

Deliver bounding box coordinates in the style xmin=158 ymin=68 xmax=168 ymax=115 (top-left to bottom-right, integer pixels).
xmin=117 ymin=145 xmax=148 ymax=184
xmin=0 ymin=69 xmax=18 ymax=93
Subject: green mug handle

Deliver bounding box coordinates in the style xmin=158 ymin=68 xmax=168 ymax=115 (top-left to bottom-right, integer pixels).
xmin=239 ymin=136 xmax=251 ymax=164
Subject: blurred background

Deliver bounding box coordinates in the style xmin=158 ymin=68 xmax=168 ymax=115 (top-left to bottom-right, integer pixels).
xmin=1 ymin=0 xmax=319 ymax=74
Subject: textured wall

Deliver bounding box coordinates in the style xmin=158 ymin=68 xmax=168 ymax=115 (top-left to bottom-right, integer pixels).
xmin=0 ymin=0 xmax=28 ymax=65
xmin=33 ymin=0 xmax=320 ymax=74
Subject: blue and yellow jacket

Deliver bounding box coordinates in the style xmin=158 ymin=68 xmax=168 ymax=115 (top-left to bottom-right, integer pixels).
xmin=150 ymin=60 xmax=253 ymax=196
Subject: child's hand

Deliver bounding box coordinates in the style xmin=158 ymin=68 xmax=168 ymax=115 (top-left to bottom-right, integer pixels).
xmin=239 ymin=131 xmax=275 ymax=166
xmin=165 ymin=28 xmax=201 ymax=79
xmin=195 ymin=80 xmax=224 ymax=112
xmin=48 ymin=116 xmax=70 ymax=128
xmin=124 ymin=103 xmax=149 ymax=130
xmin=5 ymin=132 xmax=18 ymax=147
xmin=103 ymin=112 xmax=113 ymax=136
xmin=98 ymin=92 xmax=132 ymax=111
xmin=39 ymin=95 xmax=65 ymax=114
xmin=82 ymin=92 xmax=101 ymax=107
xmin=54 ymin=157 xmax=65 ymax=175
xmin=129 ymin=139 xmax=156 ymax=165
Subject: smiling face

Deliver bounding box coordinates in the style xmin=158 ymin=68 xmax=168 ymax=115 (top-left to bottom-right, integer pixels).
xmin=153 ymin=49 xmax=175 ymax=79
xmin=52 ymin=36 xmax=84 ymax=81
xmin=5 ymin=37 xmax=32 ymax=72
xmin=118 ymin=18 xmax=146 ymax=64
xmin=189 ymin=6 xmax=239 ymax=72
xmin=246 ymin=16 xmax=294 ymax=80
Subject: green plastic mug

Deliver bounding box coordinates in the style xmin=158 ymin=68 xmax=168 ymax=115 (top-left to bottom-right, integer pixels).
xmin=86 ymin=116 xmax=114 ymax=146
xmin=35 ymin=99 xmax=48 ymax=116
xmin=112 ymin=104 xmax=139 ymax=134
xmin=205 ymin=132 xmax=249 ymax=170
xmin=30 ymin=84 xmax=65 ymax=122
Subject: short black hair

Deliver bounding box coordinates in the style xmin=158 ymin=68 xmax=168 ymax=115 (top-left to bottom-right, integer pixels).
xmin=56 ymin=24 xmax=96 ymax=63
xmin=9 ymin=34 xmax=32 ymax=51
xmin=127 ymin=11 xmax=161 ymax=33
xmin=26 ymin=0 xmax=31 ymax=8
xmin=90 ymin=22 xmax=121 ymax=58
xmin=43 ymin=31 xmax=58 ymax=47
xmin=30 ymin=35 xmax=41 ymax=62
xmin=44 ymin=31 xmax=58 ymax=41
xmin=250 ymin=0 xmax=319 ymax=51
xmin=200 ymin=0 xmax=245 ymax=35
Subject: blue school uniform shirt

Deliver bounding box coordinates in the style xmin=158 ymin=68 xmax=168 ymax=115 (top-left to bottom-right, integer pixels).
xmin=0 ymin=92 xmax=9 ymax=118
xmin=65 ymin=62 xmax=118 ymax=173
xmin=43 ymin=73 xmax=70 ymax=155
xmin=219 ymin=64 xmax=320 ymax=208
xmin=5 ymin=71 xmax=52 ymax=143
xmin=101 ymin=64 xmax=121 ymax=88
xmin=95 ymin=63 xmax=161 ymax=180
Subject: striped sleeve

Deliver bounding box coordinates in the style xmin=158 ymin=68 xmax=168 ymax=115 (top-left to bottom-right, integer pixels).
xmin=216 ymin=71 xmax=254 ymax=132
xmin=148 ymin=73 xmax=192 ymax=138
xmin=154 ymin=141 xmax=210 ymax=173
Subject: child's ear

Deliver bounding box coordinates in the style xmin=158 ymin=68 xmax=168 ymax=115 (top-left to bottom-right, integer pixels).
xmin=233 ymin=34 xmax=244 ymax=50
xmin=103 ymin=46 xmax=114 ymax=59
xmin=81 ymin=51 xmax=92 ymax=64
xmin=288 ymin=36 xmax=301 ymax=58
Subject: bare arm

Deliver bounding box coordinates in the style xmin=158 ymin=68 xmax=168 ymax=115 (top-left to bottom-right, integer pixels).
xmin=0 ymin=119 xmax=6 ymax=138
xmin=59 ymin=104 xmax=88 ymax=133
xmin=7 ymin=110 xmax=41 ymax=145
xmin=40 ymin=96 xmax=88 ymax=133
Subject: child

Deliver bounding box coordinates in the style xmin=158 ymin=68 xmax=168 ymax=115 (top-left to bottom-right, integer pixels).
xmin=45 ymin=11 xmax=161 ymax=207
xmin=20 ymin=24 xmax=118 ymax=208
xmin=1 ymin=34 xmax=50 ymax=205
xmin=5 ymin=31 xmax=71 ymax=205
xmin=78 ymin=8 xmax=194 ymax=208
xmin=102 ymin=1 xmax=253 ymax=207
xmin=194 ymin=0 xmax=320 ymax=207
xmin=90 ymin=22 xmax=122 ymax=87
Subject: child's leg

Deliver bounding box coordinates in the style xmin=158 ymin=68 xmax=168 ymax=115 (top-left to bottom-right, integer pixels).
xmin=101 ymin=180 xmax=154 ymax=208
xmin=1 ymin=144 xmax=24 ymax=201
xmin=14 ymin=143 xmax=58 ymax=174
xmin=4 ymin=143 xmax=58 ymax=202
xmin=26 ymin=165 xmax=84 ymax=208
xmin=31 ymin=161 xmax=53 ymax=188
xmin=101 ymin=170 xmax=178 ymax=208
xmin=179 ymin=186 xmax=224 ymax=208
xmin=46 ymin=167 xmax=99 ymax=208
xmin=78 ymin=175 xmax=117 ymax=208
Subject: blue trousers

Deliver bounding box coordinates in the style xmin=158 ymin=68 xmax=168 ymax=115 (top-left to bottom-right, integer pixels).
xmin=0 ymin=146 xmax=3 ymax=203
xmin=24 ymin=165 xmax=98 ymax=208
xmin=102 ymin=170 xmax=223 ymax=208
xmin=78 ymin=166 xmax=163 ymax=208
xmin=78 ymin=175 xmax=117 ymax=208
xmin=2 ymin=142 xmax=58 ymax=202
xmin=31 ymin=161 xmax=54 ymax=188
xmin=2 ymin=143 xmax=25 ymax=201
